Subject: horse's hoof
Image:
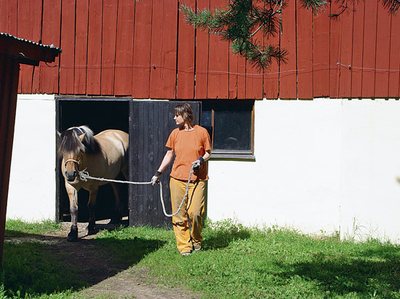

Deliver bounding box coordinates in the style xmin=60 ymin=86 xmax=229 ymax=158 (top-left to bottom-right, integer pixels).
xmin=86 ymin=221 xmax=97 ymax=235
xmin=86 ymin=226 xmax=98 ymax=236
xmin=67 ymin=228 xmax=78 ymax=242
xmin=67 ymin=235 xmax=77 ymax=242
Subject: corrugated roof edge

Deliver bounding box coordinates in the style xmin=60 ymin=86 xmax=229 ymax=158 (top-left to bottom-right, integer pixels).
xmin=0 ymin=32 xmax=62 ymax=53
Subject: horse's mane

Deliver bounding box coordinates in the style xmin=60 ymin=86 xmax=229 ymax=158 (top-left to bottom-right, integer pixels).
xmin=59 ymin=125 xmax=101 ymax=155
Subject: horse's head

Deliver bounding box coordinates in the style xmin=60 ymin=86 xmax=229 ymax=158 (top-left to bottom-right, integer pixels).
xmin=58 ymin=128 xmax=87 ymax=183
xmin=58 ymin=126 xmax=101 ymax=183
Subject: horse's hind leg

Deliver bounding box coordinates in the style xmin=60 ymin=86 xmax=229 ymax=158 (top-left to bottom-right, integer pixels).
xmin=110 ymin=182 xmax=122 ymax=224
xmin=66 ymin=183 xmax=79 ymax=242
xmin=87 ymin=188 xmax=98 ymax=235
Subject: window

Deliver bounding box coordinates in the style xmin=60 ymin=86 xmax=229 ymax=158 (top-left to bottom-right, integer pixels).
xmin=201 ymin=100 xmax=255 ymax=160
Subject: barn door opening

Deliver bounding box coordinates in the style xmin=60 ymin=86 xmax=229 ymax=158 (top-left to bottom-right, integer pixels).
xmin=129 ymin=100 xmax=201 ymax=228
xmin=56 ymin=97 xmax=130 ymax=223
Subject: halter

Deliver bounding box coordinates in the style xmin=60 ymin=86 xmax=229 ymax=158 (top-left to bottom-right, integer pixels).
xmin=64 ymin=158 xmax=81 ymax=168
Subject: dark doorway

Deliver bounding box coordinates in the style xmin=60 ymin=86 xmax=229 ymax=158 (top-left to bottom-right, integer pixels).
xmin=56 ymin=97 xmax=130 ymax=223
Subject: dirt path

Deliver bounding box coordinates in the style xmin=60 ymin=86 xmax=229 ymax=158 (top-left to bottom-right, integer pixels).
xmin=9 ymin=221 xmax=200 ymax=299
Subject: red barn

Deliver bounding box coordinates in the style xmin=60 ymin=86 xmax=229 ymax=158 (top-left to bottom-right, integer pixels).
xmin=3 ymin=0 xmax=400 ymax=243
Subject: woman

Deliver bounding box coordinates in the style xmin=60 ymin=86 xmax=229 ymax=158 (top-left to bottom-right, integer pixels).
xmin=151 ymin=103 xmax=211 ymax=256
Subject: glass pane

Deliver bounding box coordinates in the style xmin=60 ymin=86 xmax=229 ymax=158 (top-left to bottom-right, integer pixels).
xmin=201 ymin=109 xmax=213 ymax=139
xmin=201 ymin=100 xmax=254 ymax=152
xmin=213 ymin=108 xmax=251 ymax=151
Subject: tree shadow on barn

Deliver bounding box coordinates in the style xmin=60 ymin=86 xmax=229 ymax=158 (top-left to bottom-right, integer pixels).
xmin=1 ymin=229 xmax=166 ymax=297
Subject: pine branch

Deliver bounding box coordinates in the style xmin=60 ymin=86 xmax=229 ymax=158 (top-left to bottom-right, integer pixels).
xmin=181 ymin=0 xmax=397 ymax=71
xmin=180 ymin=0 xmax=287 ymax=69
xmin=380 ymin=0 xmax=400 ymax=14
xmin=300 ymin=0 xmax=328 ymax=14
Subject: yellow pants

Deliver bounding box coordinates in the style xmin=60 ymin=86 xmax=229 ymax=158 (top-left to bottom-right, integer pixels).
xmin=169 ymin=177 xmax=205 ymax=254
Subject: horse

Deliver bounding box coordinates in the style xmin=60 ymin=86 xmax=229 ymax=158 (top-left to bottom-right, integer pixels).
xmin=57 ymin=125 xmax=129 ymax=242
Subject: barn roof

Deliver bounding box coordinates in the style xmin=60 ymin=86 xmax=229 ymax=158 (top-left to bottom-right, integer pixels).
xmin=0 ymin=32 xmax=61 ymax=66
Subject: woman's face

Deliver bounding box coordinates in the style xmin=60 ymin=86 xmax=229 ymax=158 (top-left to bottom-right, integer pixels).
xmin=174 ymin=113 xmax=184 ymax=126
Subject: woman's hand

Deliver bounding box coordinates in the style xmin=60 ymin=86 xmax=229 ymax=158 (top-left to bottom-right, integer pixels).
xmin=151 ymin=171 xmax=162 ymax=185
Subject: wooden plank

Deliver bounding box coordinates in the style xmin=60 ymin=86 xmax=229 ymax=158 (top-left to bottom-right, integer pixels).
xmin=207 ymin=0 xmax=229 ymax=99
xmin=149 ymin=0 xmax=178 ymax=99
xmin=337 ymin=6 xmax=354 ymax=98
xmin=131 ymin=0 xmax=152 ymax=98
xmin=195 ymin=0 xmax=210 ymax=99
xmin=244 ymin=0 xmax=264 ymax=99
xmin=237 ymin=55 xmax=247 ymax=99
xmin=263 ymin=22 xmax=280 ymax=99
xmin=74 ymin=0 xmax=89 ymax=95
xmin=228 ymin=50 xmax=247 ymax=99
xmin=101 ymin=0 xmax=118 ymax=96
xmin=17 ymin=0 xmax=41 ymax=41
xmin=0 ymin=56 xmax=19 ymax=264
xmin=312 ymin=6 xmax=330 ymax=97
xmin=374 ymin=2 xmax=391 ymax=98
xmin=177 ymin=0 xmax=196 ymax=99
xmin=114 ymin=0 xmax=135 ymax=96
xmin=329 ymin=1 xmax=343 ymax=99
xmin=246 ymin=66 xmax=263 ymax=99
xmin=30 ymin=0 xmax=45 ymax=93
xmin=87 ymin=0 xmax=102 ymax=95
xmin=279 ymin=0 xmax=297 ymax=99
xmin=17 ymin=0 xmax=42 ymax=93
xmin=0 ymin=0 xmax=17 ymax=35
xmin=297 ymin=1 xmax=313 ymax=99
xmin=388 ymin=13 xmax=400 ymax=97
xmin=39 ymin=0 xmax=61 ymax=94
xmin=0 ymin=54 xmax=9 ymax=164
xmin=351 ymin=0 xmax=365 ymax=97
xmin=361 ymin=1 xmax=378 ymax=98
xmin=59 ymin=0 xmax=76 ymax=95
xmin=228 ymin=46 xmax=239 ymax=99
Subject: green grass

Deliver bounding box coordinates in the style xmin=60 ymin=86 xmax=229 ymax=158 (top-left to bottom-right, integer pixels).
xmin=2 ymin=220 xmax=86 ymax=298
xmin=2 ymin=219 xmax=400 ymax=298
xmin=4 ymin=219 xmax=61 ymax=237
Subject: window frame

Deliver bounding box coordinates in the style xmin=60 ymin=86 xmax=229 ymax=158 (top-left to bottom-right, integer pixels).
xmin=201 ymin=100 xmax=255 ymax=161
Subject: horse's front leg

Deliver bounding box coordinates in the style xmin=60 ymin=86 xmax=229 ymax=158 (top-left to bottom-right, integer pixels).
xmin=87 ymin=188 xmax=98 ymax=235
xmin=110 ymin=182 xmax=123 ymax=224
xmin=65 ymin=183 xmax=79 ymax=242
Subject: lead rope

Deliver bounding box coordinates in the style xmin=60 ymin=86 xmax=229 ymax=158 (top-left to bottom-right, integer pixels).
xmin=78 ymin=165 xmax=194 ymax=218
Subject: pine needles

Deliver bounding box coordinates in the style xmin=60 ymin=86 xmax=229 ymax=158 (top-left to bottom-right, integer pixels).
xmin=181 ymin=0 xmax=398 ymax=71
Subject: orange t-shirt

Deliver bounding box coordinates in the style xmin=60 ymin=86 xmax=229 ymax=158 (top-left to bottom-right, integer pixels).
xmin=166 ymin=125 xmax=211 ymax=181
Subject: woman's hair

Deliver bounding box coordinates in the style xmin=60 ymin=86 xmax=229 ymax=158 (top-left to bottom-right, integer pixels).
xmin=174 ymin=103 xmax=194 ymax=126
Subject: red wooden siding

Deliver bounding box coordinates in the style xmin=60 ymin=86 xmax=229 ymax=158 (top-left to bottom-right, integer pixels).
xmin=177 ymin=0 xmax=196 ymax=99
xmin=297 ymin=3 xmax=313 ymax=99
xmin=0 ymin=0 xmax=399 ymax=99
xmin=389 ymin=13 xmax=400 ymax=97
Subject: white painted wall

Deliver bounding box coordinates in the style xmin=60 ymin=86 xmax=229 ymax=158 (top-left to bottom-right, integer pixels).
xmin=340 ymin=99 xmax=400 ymax=242
xmin=7 ymin=94 xmax=56 ymax=221
xmin=207 ymin=98 xmax=400 ymax=243
xmin=7 ymin=95 xmax=400 ymax=244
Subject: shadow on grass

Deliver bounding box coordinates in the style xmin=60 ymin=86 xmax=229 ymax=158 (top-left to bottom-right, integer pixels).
xmin=203 ymin=226 xmax=251 ymax=250
xmin=1 ymin=229 xmax=166 ymax=298
xmin=275 ymin=246 xmax=400 ymax=297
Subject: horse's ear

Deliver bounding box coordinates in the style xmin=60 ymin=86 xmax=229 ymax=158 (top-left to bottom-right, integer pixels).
xmin=79 ymin=132 xmax=87 ymax=142
xmin=56 ymin=131 xmax=61 ymax=147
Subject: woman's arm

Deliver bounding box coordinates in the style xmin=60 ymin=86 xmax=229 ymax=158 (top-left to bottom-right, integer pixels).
xmin=202 ymin=150 xmax=211 ymax=161
xmin=151 ymin=148 xmax=174 ymax=185
xmin=157 ymin=148 xmax=174 ymax=173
